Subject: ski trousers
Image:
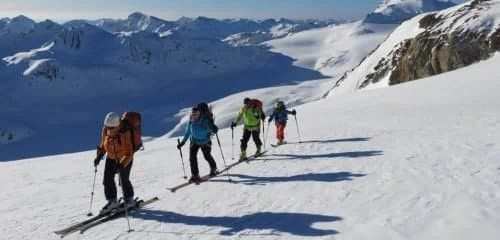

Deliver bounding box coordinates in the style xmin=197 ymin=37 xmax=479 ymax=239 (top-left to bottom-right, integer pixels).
xmin=189 ymin=141 xmax=217 ymax=177
xmin=103 ymin=158 xmax=134 ymax=200
xmin=240 ymin=128 xmax=262 ymax=151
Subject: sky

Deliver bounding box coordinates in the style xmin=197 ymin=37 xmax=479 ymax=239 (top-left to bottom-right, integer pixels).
xmin=0 ymin=0 xmax=469 ymax=22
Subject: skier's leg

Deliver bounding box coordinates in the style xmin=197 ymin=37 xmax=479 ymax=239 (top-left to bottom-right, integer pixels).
xmin=118 ymin=161 xmax=134 ymax=200
xmin=252 ymin=130 xmax=262 ymax=147
xmin=239 ymin=129 xmax=251 ymax=160
xmin=275 ymin=123 xmax=280 ymax=141
xmin=189 ymin=142 xmax=201 ymax=177
xmin=277 ymin=124 xmax=286 ymax=142
xmin=240 ymin=129 xmax=251 ymax=151
xmin=103 ymin=158 xmax=117 ymax=200
xmin=201 ymin=142 xmax=217 ymax=173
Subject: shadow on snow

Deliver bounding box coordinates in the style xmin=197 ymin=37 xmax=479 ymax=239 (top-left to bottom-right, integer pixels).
xmin=287 ymin=137 xmax=372 ymax=144
xmin=212 ymin=172 xmax=366 ymax=185
xmin=131 ymin=210 xmax=342 ymax=237
xmin=260 ymin=150 xmax=383 ymax=161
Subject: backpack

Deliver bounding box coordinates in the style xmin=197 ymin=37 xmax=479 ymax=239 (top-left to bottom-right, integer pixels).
xmin=121 ymin=112 xmax=143 ymax=152
xmin=196 ymin=102 xmax=218 ymax=132
xmin=249 ymin=99 xmax=263 ymax=110
xmin=196 ymin=102 xmax=213 ymax=120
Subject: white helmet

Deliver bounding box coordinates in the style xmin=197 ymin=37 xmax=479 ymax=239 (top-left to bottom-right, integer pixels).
xmin=104 ymin=112 xmax=121 ymax=127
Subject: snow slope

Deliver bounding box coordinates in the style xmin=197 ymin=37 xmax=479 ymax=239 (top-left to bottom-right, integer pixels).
xmin=266 ymin=22 xmax=397 ymax=78
xmin=1 ymin=52 xmax=499 ymax=239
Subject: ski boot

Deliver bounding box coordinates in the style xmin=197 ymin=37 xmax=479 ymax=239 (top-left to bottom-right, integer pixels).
xmin=254 ymin=145 xmax=263 ymax=157
xmin=239 ymin=150 xmax=247 ymax=162
xmin=100 ymin=198 xmax=119 ymax=214
xmin=189 ymin=175 xmax=201 ymax=183
xmin=209 ymin=168 xmax=218 ymax=177
xmin=124 ymin=197 xmax=136 ymax=209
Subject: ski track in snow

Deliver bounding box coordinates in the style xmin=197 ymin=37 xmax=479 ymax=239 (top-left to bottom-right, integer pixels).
xmin=1 ymin=55 xmax=500 ymax=239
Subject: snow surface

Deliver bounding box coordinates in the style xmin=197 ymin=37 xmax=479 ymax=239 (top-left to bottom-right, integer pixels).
xmin=1 ymin=52 xmax=499 ymax=240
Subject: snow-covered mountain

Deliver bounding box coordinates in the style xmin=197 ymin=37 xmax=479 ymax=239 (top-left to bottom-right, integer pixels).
xmin=0 ymin=14 xmax=326 ymax=160
xmin=65 ymin=12 xmax=178 ymax=33
xmin=364 ymin=0 xmax=456 ymax=23
xmin=0 ymin=18 xmax=63 ymax=57
xmin=223 ymin=19 xmax=339 ymax=47
xmin=0 ymin=15 xmax=36 ymax=34
xmin=326 ymin=0 xmax=500 ymax=96
xmin=64 ymin=12 xmax=339 ymax=45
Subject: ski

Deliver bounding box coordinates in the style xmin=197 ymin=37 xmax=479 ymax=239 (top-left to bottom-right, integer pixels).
xmin=78 ymin=197 xmax=159 ymax=235
xmin=54 ymin=212 xmax=109 ymax=236
xmin=167 ymin=151 xmax=267 ymax=192
xmin=55 ymin=197 xmax=158 ymax=238
xmin=270 ymin=142 xmax=287 ymax=148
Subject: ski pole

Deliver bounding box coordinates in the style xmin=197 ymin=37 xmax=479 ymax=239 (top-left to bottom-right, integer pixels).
xmin=215 ymin=133 xmax=231 ymax=181
xmin=177 ymin=139 xmax=187 ymax=179
xmin=87 ymin=166 xmax=98 ymax=216
xmin=265 ymin=121 xmax=271 ymax=149
xmin=118 ymin=171 xmax=133 ymax=233
xmin=231 ymin=127 xmax=235 ymax=161
xmin=294 ymin=115 xmax=302 ymax=143
xmin=262 ymin=120 xmax=266 ymax=150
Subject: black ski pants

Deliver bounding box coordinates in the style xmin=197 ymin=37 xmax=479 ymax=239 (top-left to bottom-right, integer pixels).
xmin=240 ymin=128 xmax=262 ymax=151
xmin=189 ymin=141 xmax=217 ymax=177
xmin=103 ymin=158 xmax=134 ymax=200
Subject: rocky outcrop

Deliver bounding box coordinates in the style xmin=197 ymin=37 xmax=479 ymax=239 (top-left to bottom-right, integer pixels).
xmin=360 ymin=0 xmax=499 ymax=88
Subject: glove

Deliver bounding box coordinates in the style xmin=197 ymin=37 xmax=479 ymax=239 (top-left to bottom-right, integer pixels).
xmin=261 ymin=113 xmax=266 ymax=121
xmin=177 ymin=141 xmax=185 ymax=150
xmin=292 ymin=109 xmax=297 ymax=115
xmin=231 ymin=122 xmax=236 ymax=129
xmin=94 ymin=146 xmax=105 ymax=167
xmin=268 ymin=117 xmax=272 ymax=123
xmin=94 ymin=156 xmax=101 ymax=167
xmin=212 ymin=125 xmax=219 ymax=134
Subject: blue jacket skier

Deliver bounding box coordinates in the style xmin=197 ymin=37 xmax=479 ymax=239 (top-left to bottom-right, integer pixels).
xmin=268 ymin=101 xmax=296 ymax=145
xmin=177 ymin=105 xmax=218 ymax=182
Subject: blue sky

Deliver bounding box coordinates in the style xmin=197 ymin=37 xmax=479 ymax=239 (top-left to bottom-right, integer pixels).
xmin=0 ymin=0 xmax=468 ymax=22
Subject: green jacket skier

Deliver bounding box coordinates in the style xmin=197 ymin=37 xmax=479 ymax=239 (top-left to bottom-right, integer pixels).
xmin=231 ymin=98 xmax=265 ymax=161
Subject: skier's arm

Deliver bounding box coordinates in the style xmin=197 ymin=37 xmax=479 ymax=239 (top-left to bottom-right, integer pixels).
xmin=234 ymin=108 xmax=244 ymax=125
xmin=99 ymin=127 xmax=107 ymax=153
xmin=181 ymin=122 xmax=192 ymax=145
xmin=285 ymin=109 xmax=294 ymax=115
xmin=269 ymin=110 xmax=277 ymax=122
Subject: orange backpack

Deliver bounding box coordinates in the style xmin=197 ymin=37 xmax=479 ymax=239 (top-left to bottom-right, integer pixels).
xmin=121 ymin=112 xmax=143 ymax=152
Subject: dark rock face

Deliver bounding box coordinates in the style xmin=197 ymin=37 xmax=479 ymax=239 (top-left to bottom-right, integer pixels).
xmin=360 ymin=0 xmax=499 ymax=87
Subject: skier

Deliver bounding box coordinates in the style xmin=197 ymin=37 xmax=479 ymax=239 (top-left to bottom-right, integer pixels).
xmin=268 ymin=100 xmax=296 ymax=146
xmin=94 ymin=112 xmax=135 ymax=213
xmin=231 ymin=97 xmax=266 ymax=161
xmin=177 ymin=105 xmax=218 ymax=183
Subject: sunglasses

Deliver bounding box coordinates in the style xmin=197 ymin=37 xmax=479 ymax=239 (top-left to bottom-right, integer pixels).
xmin=106 ymin=126 xmax=116 ymax=130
